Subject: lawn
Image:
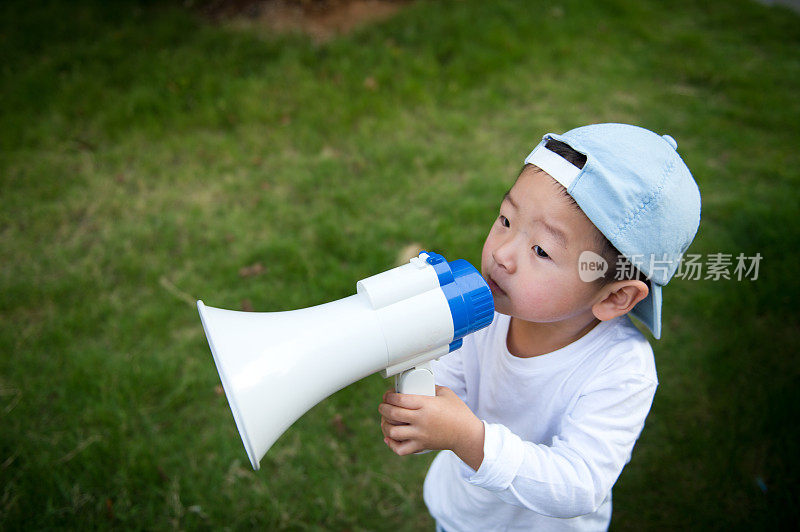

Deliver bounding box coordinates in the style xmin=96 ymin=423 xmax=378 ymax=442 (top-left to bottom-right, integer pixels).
xmin=1 ymin=0 xmax=799 ymax=529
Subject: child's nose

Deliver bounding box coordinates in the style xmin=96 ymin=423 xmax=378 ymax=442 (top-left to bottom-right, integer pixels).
xmin=492 ymin=238 xmax=518 ymax=273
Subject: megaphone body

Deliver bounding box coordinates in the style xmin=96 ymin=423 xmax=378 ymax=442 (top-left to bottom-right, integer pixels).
xmin=198 ymin=251 xmax=493 ymax=470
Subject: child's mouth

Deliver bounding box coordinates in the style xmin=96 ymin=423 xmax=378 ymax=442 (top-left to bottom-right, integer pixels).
xmin=486 ymin=275 xmax=506 ymax=296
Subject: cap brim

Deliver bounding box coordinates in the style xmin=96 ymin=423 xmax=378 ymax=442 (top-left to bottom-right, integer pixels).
xmin=631 ymin=282 xmax=662 ymax=339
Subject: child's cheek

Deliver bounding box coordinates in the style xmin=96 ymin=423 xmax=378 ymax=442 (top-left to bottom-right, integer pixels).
xmin=513 ymin=284 xmax=551 ymax=320
xmin=480 ymin=232 xmax=495 ymax=275
xmin=516 ymin=277 xmax=572 ymax=321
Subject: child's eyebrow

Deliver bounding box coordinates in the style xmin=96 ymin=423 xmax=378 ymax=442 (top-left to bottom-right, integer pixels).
xmin=541 ymin=222 xmax=568 ymax=249
xmin=502 ymin=192 xmax=568 ymax=249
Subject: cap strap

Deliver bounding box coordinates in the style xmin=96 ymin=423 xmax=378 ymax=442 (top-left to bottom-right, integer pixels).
xmin=524 ymin=145 xmax=581 ymax=189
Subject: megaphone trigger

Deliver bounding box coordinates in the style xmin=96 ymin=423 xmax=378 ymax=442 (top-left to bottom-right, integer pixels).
xmin=395 ymin=362 xmax=436 ymax=397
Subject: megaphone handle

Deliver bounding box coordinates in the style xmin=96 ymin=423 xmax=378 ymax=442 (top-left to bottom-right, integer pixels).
xmin=394 ymin=362 xmax=435 ymax=455
xmin=394 ymin=362 xmax=436 ymax=397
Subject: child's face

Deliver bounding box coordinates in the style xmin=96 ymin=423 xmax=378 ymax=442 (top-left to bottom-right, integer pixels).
xmin=481 ymin=166 xmax=606 ymax=325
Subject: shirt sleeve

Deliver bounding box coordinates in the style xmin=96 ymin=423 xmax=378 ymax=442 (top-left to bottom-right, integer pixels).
xmin=431 ymin=348 xmax=468 ymax=403
xmin=461 ymin=368 xmax=657 ymax=519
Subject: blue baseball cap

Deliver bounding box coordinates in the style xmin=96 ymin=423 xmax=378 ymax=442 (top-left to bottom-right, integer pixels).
xmin=524 ymin=123 xmax=701 ymax=339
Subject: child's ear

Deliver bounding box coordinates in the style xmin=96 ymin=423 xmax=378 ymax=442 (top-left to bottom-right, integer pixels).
xmin=592 ymin=280 xmax=649 ymax=321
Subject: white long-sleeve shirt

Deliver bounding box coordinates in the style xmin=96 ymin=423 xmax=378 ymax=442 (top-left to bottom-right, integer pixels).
xmin=424 ymin=312 xmax=657 ymax=531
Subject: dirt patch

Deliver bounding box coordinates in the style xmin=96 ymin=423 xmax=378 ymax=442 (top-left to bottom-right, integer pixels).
xmin=199 ymin=0 xmax=412 ymax=42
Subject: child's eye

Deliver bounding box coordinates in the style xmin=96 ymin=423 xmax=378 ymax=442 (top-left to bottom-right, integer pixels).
xmin=499 ymin=215 xmax=510 ymax=228
xmin=533 ymin=245 xmax=549 ymax=258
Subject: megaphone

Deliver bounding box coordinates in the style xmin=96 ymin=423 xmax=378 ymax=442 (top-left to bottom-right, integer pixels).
xmin=197 ymin=251 xmax=494 ymax=470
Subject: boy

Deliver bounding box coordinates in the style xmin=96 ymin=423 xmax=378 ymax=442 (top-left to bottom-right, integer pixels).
xmin=378 ymin=123 xmax=701 ymax=530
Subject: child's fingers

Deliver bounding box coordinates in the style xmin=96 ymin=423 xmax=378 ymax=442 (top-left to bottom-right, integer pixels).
xmin=380 ymin=418 xmax=402 ymax=438
xmin=381 ymin=418 xmax=408 ymax=441
xmin=378 ymin=403 xmax=417 ymax=424
xmin=435 ymin=385 xmax=453 ymax=397
xmin=383 ymin=422 xmax=416 ymax=443
xmin=383 ymin=391 xmax=425 ymax=409
xmin=380 ymin=418 xmax=417 ymax=442
xmin=381 ymin=418 xmax=413 ymax=442
xmin=384 ymin=436 xmax=404 ymax=453
xmin=385 ymin=436 xmax=424 ymax=456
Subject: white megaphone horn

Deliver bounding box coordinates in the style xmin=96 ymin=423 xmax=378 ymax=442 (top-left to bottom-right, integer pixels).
xmin=197 ymin=251 xmax=494 ymax=470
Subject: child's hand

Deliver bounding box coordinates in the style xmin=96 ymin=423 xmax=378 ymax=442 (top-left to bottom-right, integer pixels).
xmin=379 ymin=386 xmax=485 ymax=470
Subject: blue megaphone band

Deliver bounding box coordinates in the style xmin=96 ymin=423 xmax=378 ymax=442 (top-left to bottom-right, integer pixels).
xmin=423 ymin=251 xmax=495 ymax=352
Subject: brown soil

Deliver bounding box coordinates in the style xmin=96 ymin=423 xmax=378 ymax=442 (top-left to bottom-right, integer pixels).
xmin=199 ymin=0 xmax=412 ymax=42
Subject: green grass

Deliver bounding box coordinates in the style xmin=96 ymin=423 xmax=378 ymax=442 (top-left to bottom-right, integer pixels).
xmin=2 ymin=0 xmax=799 ymax=529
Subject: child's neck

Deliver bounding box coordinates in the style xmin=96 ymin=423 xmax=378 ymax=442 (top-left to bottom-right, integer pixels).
xmin=507 ymin=314 xmax=601 ymax=358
